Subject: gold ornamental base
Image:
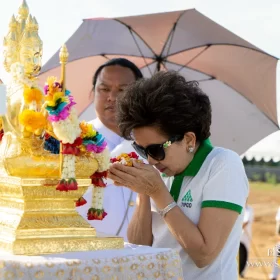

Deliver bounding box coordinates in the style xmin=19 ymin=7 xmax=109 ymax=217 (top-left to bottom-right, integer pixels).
xmin=0 ymin=177 xmax=124 ymax=255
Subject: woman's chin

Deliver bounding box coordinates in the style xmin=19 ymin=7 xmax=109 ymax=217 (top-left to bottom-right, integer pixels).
xmin=162 ymin=169 xmax=174 ymax=177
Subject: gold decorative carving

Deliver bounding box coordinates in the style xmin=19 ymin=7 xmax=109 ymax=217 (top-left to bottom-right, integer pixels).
xmin=0 ymin=176 xmax=124 ymax=255
xmin=0 ymin=0 xmax=99 ymax=178
xmin=0 ymin=1 xmax=123 ymax=256
xmin=0 ymin=237 xmax=124 ymax=256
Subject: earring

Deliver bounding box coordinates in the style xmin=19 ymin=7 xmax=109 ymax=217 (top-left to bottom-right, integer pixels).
xmin=188 ymin=146 xmax=194 ymax=153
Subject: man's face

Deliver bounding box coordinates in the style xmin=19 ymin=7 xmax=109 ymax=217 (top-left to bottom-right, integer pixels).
xmin=94 ymin=65 xmax=136 ymax=132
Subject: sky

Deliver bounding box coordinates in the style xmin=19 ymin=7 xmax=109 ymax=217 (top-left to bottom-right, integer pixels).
xmin=0 ymin=0 xmax=280 ymax=155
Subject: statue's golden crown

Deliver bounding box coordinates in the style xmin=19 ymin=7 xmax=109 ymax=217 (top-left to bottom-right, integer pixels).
xmin=3 ymin=0 xmax=42 ymax=73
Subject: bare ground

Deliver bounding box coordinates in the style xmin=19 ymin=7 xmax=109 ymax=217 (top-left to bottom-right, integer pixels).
xmin=239 ymin=182 xmax=280 ymax=280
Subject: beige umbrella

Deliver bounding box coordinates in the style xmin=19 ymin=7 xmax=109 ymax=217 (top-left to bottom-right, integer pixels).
xmin=39 ymin=9 xmax=279 ymax=155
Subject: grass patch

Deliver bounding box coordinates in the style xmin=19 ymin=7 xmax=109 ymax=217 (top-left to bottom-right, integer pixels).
xmin=249 ymin=181 xmax=280 ymax=191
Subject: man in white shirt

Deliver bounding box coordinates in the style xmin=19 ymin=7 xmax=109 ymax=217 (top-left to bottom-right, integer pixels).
xmin=239 ymin=203 xmax=254 ymax=277
xmin=76 ymin=58 xmax=143 ymax=241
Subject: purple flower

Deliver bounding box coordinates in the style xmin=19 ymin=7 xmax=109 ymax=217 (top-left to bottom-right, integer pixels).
xmin=86 ymin=141 xmax=107 ymax=153
xmin=44 ymin=84 xmax=49 ymax=95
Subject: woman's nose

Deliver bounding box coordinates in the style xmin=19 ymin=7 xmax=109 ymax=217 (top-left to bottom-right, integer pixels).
xmin=147 ymin=155 xmax=158 ymax=165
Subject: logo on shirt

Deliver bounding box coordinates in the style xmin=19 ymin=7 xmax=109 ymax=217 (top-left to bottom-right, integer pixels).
xmin=181 ymin=190 xmax=193 ymax=208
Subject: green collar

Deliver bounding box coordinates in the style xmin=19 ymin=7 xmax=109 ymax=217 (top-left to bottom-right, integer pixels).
xmin=181 ymin=138 xmax=213 ymax=177
xmin=170 ymin=138 xmax=213 ymax=202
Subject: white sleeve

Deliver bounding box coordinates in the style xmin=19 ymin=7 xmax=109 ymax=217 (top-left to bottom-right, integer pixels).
xmin=243 ymin=209 xmax=250 ymax=223
xmin=201 ymin=150 xmax=249 ymax=214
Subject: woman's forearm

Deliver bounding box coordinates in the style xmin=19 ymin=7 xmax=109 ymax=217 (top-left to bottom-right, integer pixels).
xmin=151 ymin=188 xmax=237 ymax=268
xmin=127 ymin=194 xmax=153 ymax=246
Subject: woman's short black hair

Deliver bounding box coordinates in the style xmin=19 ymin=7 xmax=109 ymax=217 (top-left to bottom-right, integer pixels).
xmin=117 ymin=71 xmax=212 ymax=142
xmin=92 ymin=58 xmax=143 ymax=88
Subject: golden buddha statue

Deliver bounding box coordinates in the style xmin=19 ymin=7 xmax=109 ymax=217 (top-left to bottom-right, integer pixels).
xmin=0 ymin=0 xmax=123 ymax=255
xmin=0 ymin=0 xmax=98 ymax=178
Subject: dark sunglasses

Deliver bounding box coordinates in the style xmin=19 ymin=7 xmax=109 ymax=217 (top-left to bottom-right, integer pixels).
xmin=132 ymin=135 xmax=183 ymax=161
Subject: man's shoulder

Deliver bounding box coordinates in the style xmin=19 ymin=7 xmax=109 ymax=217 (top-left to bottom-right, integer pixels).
xmin=89 ymin=118 xmax=101 ymax=129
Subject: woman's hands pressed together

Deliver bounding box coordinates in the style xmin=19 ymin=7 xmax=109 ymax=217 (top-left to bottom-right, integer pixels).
xmin=108 ymin=160 xmax=166 ymax=197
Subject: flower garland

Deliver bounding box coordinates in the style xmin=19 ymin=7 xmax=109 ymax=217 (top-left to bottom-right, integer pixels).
xmin=43 ymin=77 xmax=110 ymax=221
xmin=44 ymin=77 xmax=81 ymax=192
xmin=78 ymin=121 xmax=109 ymax=220
xmin=0 ymin=118 xmax=3 ymax=142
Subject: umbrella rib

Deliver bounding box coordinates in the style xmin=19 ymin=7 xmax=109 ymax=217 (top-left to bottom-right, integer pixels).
xmin=163 ymin=43 xmax=279 ymax=60
xmin=128 ymin=28 xmax=153 ymax=76
xmin=160 ymin=10 xmax=186 ymax=58
xmin=161 ymin=23 xmax=176 ymax=63
xmin=114 ymin=19 xmax=156 ymax=56
xmin=165 ymin=60 xmax=214 ymax=79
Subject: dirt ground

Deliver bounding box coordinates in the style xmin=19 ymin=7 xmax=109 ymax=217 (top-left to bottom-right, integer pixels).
xmin=239 ymin=182 xmax=280 ymax=280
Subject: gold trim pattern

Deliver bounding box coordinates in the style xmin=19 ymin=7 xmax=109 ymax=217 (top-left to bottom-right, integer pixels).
xmin=0 ymin=176 xmax=124 ymax=255
xmin=0 ymin=237 xmax=124 ymax=255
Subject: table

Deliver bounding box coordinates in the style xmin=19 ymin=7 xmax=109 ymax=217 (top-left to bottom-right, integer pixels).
xmin=0 ymin=243 xmax=184 ymax=280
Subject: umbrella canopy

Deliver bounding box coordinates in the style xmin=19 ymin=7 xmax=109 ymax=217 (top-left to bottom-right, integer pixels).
xmin=39 ymin=9 xmax=279 ymax=155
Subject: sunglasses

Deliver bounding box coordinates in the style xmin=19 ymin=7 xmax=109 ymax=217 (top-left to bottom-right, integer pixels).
xmin=132 ymin=135 xmax=183 ymax=161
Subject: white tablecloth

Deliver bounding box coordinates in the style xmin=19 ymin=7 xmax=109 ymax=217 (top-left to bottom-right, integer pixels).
xmin=0 ymin=243 xmax=184 ymax=280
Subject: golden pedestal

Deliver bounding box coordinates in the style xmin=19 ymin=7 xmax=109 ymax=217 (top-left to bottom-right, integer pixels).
xmin=0 ymin=177 xmax=124 ymax=255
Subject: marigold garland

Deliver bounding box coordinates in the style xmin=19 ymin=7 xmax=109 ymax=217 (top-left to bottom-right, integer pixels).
xmin=23 ymin=87 xmax=44 ymax=104
xmin=19 ymin=109 xmax=46 ymax=133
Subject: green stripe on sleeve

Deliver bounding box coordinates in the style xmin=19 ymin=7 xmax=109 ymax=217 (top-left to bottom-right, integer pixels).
xmin=201 ymin=200 xmax=243 ymax=214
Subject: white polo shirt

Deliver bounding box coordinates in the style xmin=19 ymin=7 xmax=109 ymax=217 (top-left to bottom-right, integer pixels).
xmin=151 ymin=139 xmax=249 ymax=280
xmin=76 ymin=118 xmax=137 ymax=241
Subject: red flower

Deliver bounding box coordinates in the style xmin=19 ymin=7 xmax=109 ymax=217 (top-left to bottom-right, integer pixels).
xmin=61 ymin=138 xmax=82 ymax=155
xmin=44 ymin=133 xmax=50 ymax=140
xmin=73 ymin=137 xmax=83 ymax=146
xmin=74 ymin=147 xmax=80 ymax=156
xmin=87 ymin=208 xmax=107 ymax=220
xmin=62 ymin=144 xmax=80 ymax=155
xmin=110 ymin=157 xmax=118 ymax=163
xmin=128 ymin=152 xmax=139 ymax=159
xmin=56 ymin=179 xmax=68 ymax=192
xmin=0 ymin=130 xmax=4 ymax=142
xmin=76 ymin=197 xmax=87 ymax=207
xmin=91 ymin=171 xmax=108 ymax=178
xmin=91 ymin=178 xmax=106 ymax=187
xmin=90 ymin=172 xmax=107 ymax=187
xmin=67 ymin=178 xmax=78 ymax=190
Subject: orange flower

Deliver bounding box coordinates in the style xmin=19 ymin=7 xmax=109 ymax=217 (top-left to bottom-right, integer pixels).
xmin=23 ymin=87 xmax=44 ymax=104
xmin=79 ymin=121 xmax=96 ymax=138
xmin=19 ymin=110 xmax=46 ymax=133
